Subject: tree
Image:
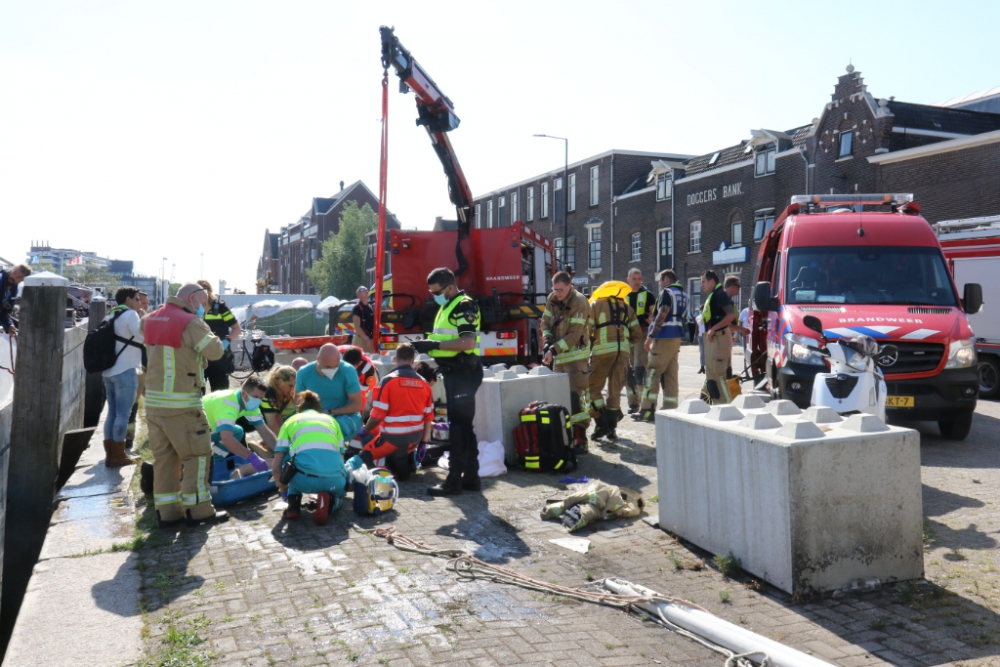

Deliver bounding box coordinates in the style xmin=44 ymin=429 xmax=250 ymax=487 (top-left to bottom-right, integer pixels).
xmin=307 ymin=201 xmax=377 ymax=299
xmin=65 ymin=261 xmax=121 ymax=294
xmin=168 ymin=282 xmax=182 ymax=297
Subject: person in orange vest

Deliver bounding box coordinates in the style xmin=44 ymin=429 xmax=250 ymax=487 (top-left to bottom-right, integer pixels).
xmin=339 ymin=344 xmax=378 ymax=414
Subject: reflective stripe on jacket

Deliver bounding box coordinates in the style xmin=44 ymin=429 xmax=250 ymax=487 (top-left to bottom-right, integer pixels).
xmin=541 ymin=288 xmax=592 ymax=365
xmin=590 ymin=297 xmax=641 ymax=356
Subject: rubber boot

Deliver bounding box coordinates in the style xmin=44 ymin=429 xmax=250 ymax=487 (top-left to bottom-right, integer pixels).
xmin=461 ymin=475 xmax=481 ymax=492
xmin=313 ymin=492 xmax=331 ymax=525
xmin=571 ymin=426 xmax=589 ymax=455
xmin=283 ymin=494 xmax=302 ymax=520
xmin=106 ymin=441 xmax=137 ymax=467
xmin=140 ymin=462 xmax=154 ymax=496
xmin=591 ymin=410 xmax=612 ymax=441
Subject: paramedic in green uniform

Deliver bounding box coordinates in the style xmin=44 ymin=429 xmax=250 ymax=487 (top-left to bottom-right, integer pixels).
xmin=202 ymin=376 xmax=278 ymax=478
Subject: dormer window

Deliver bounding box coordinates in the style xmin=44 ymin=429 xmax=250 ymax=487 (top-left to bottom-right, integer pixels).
xmin=656 ymin=172 xmax=672 ymax=201
xmin=755 ymin=144 xmax=776 ymax=176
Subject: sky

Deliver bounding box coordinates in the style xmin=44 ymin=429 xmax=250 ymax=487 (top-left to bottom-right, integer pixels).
xmin=2 ymin=1 xmax=999 ymax=292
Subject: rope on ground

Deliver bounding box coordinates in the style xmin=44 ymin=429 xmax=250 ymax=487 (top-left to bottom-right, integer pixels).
xmin=352 ymin=525 xmax=770 ymax=667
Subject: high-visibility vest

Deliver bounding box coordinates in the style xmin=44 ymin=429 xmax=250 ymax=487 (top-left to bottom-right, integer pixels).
xmin=428 ymin=294 xmax=481 ymax=358
xmin=279 ymin=410 xmax=345 ymax=458
xmin=202 ymin=389 xmax=263 ymax=433
xmin=702 ymin=285 xmax=727 ymax=328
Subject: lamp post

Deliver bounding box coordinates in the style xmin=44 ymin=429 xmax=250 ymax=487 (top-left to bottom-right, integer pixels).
xmin=161 ymin=257 xmax=167 ymax=305
xmin=533 ymin=134 xmax=569 ymax=271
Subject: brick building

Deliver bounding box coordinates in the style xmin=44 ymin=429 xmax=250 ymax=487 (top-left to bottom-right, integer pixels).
xmin=266 ymin=180 xmax=401 ymax=295
xmin=475 ymin=67 xmax=1000 ymax=312
xmin=256 ymin=231 xmax=280 ymax=293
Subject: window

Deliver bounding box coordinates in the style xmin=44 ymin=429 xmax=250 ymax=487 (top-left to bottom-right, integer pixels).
xmin=527 ymin=186 xmax=534 ymax=221
xmin=475 ymin=203 xmax=482 ymax=229
xmin=554 ymin=177 xmax=564 ymax=222
xmin=631 ymin=232 xmax=641 ymax=262
xmin=541 ymin=182 xmax=549 ymax=218
xmin=554 ymin=236 xmax=576 ymax=270
xmin=731 ymin=217 xmax=743 ymax=247
xmin=589 ymin=226 xmax=602 ymax=269
xmin=753 ymin=210 xmax=776 ymax=241
xmin=839 ymin=131 xmax=853 ymax=158
xmin=656 ymin=172 xmax=672 ymax=201
xmin=590 ymin=166 xmax=600 ymax=206
xmin=690 ymin=221 xmax=701 ymax=252
xmin=510 ymin=191 xmax=518 ymax=223
xmin=568 ymin=173 xmax=576 ymax=211
xmin=755 ymin=145 xmax=776 ymax=176
xmin=657 ymin=228 xmax=672 ymax=272
xmin=688 ymin=278 xmax=702 ymax=313
xmin=497 ymin=195 xmax=507 ymax=227
xmin=487 ymin=200 xmax=493 ymax=228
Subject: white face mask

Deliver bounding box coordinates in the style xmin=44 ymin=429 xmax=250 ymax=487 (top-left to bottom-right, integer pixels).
xmin=321 ymin=365 xmax=339 ymax=380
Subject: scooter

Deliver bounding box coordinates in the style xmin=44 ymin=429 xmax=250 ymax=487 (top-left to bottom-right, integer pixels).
xmin=800 ymin=315 xmax=897 ymax=422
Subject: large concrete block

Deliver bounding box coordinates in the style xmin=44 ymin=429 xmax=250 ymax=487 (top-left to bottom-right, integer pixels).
xmin=656 ymin=401 xmax=923 ymax=594
xmin=473 ymin=367 xmax=571 ymax=464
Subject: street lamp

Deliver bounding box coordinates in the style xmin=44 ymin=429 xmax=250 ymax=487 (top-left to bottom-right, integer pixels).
xmin=533 ymin=134 xmax=569 ymax=271
xmin=161 ymin=257 xmax=167 ymax=305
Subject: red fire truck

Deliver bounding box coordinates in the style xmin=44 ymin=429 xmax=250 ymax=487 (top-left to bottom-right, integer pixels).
xmin=335 ymin=27 xmax=555 ymax=364
xmin=937 ymin=216 xmax=1000 ymax=400
xmin=751 ymin=194 xmax=983 ymax=440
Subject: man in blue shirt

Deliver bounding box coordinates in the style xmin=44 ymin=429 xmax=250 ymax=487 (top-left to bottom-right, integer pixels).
xmin=0 ymin=264 xmax=29 ymax=337
xmin=295 ymin=343 xmax=363 ymax=440
xmin=633 ymin=269 xmax=688 ymax=422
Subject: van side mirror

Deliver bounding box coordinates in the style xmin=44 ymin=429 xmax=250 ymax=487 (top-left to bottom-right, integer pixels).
xmin=963 ymin=283 xmax=983 ymax=314
xmin=802 ymin=315 xmax=824 ymax=336
xmin=752 ymin=281 xmax=778 ymax=312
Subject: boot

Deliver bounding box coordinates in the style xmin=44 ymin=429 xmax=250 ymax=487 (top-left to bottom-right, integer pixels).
xmin=697 ymin=366 xmax=705 ymax=374
xmin=105 ymin=441 xmax=137 ymax=467
xmin=571 ymin=426 xmax=589 ymax=455
xmin=591 ymin=411 xmax=612 ymax=441
xmin=156 ymin=509 xmax=183 ymax=529
xmin=283 ymin=494 xmax=302 ymax=520
xmin=627 ymin=405 xmax=639 ymax=415
xmin=186 ymin=508 xmax=230 ymax=527
xmin=140 ymin=462 xmax=154 ymax=496
xmin=461 ymin=475 xmax=481 ymax=492
xmin=313 ymin=492 xmax=331 ymax=525
xmin=428 ymin=476 xmax=462 ymax=497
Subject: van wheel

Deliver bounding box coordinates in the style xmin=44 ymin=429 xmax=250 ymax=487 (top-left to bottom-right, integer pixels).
xmin=978 ymin=357 xmax=1000 ymax=400
xmin=939 ymin=412 xmax=974 ymax=440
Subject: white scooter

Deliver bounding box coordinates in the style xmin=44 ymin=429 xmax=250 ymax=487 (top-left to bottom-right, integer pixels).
xmin=800 ymin=315 xmax=896 ymax=421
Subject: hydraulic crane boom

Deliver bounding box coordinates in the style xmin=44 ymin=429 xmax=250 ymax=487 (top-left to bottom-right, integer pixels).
xmin=380 ymin=25 xmax=475 ymax=275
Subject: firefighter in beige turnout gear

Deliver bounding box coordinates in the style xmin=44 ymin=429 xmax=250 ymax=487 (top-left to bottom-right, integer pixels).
xmin=541 ymin=271 xmax=592 ymax=452
xmin=588 ymin=292 xmax=641 ymax=441
xmin=142 ymin=283 xmax=228 ymax=528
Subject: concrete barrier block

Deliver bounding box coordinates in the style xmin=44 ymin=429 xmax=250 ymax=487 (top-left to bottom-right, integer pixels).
xmin=840 ymin=413 xmax=890 ymax=433
xmin=473 ymin=369 xmax=572 ymax=464
xmin=738 ymin=412 xmax=782 ymax=430
xmin=510 ymin=365 xmax=529 ymax=375
xmin=491 ymin=363 xmax=508 ymax=371
xmin=766 ymin=399 xmax=802 ymax=416
xmin=481 ymin=367 xmax=495 ymax=379
xmin=528 ymin=366 xmax=553 ymax=376
xmin=732 ymin=394 xmax=767 ymax=411
xmin=803 ymin=406 xmax=843 ymax=424
xmin=677 ymin=399 xmax=710 ymax=414
xmin=656 ymin=404 xmax=922 ymax=594
xmin=706 ymin=405 xmax=744 ymax=422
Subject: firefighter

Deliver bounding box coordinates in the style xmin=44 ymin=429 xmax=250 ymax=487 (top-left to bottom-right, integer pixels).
xmin=346 ymin=343 xmax=433 ymax=481
xmin=197 ymin=279 xmax=242 ymax=393
xmin=588 ymin=289 xmax=641 ymax=440
xmin=412 ymin=267 xmax=483 ymax=497
xmin=142 ymin=282 xmax=228 ymax=528
xmin=635 ymin=269 xmax=688 ymax=422
xmin=625 ymin=268 xmax=653 ymax=413
xmin=541 ymin=271 xmax=593 ymax=452
xmin=700 ymin=270 xmax=737 ymax=404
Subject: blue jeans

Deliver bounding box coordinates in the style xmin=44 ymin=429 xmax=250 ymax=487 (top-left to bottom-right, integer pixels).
xmin=698 ymin=334 xmax=705 ymax=367
xmin=104 ymin=368 xmax=138 ymax=442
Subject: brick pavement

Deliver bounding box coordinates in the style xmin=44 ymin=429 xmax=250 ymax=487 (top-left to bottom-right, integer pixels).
xmin=132 ymin=346 xmax=1000 ymax=667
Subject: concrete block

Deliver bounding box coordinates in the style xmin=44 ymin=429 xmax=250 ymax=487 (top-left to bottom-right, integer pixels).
xmin=677 ymin=399 xmax=710 ymax=414
xmin=528 ymin=366 xmax=553 ymax=376
xmin=491 ymin=363 xmax=508 ymax=371
xmin=732 ymin=394 xmax=767 ymax=411
xmin=473 ymin=370 xmax=571 ymax=464
xmin=766 ymin=399 xmax=802 ymax=416
xmin=706 ymin=405 xmax=744 ymax=422
xmin=481 ymin=367 xmax=495 ymax=379
xmin=656 ymin=404 xmax=922 ymax=594
xmin=509 ymin=365 xmax=529 ymax=375
xmin=803 ymin=406 xmax=843 ymax=424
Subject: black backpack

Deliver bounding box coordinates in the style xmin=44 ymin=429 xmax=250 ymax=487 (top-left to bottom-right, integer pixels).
xmin=513 ymin=401 xmax=576 ymax=472
xmin=83 ymin=308 xmax=143 ymax=373
xmin=251 ymin=344 xmax=275 ymax=372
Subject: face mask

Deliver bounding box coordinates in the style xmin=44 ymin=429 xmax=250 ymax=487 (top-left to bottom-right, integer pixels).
xmin=321 ymin=366 xmax=339 ymax=380
xmin=244 ymin=397 xmax=262 ymax=412
xmin=195 ymin=303 xmax=206 ymax=318
xmin=434 ymin=294 xmax=448 ymax=306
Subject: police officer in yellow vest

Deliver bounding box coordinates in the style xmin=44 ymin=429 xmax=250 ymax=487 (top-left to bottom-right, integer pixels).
xmin=142 ymin=283 xmax=229 ymax=528
xmin=626 ymin=268 xmax=653 ymax=413
xmin=412 ymin=267 xmax=483 ymax=497
xmin=588 ymin=290 xmax=640 ymax=441
xmin=541 ymin=271 xmax=593 ymax=452
xmin=197 ymin=280 xmax=241 ymax=393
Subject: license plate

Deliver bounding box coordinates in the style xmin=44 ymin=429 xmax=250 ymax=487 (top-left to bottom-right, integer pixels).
xmin=887 ymin=396 xmax=914 ymax=408
xmin=381 ymin=342 xmax=398 ymax=350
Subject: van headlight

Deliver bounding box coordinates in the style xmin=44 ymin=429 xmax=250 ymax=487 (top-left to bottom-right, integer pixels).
xmin=945 ymin=337 xmax=977 ymax=369
xmin=786 ymin=333 xmax=825 ymax=366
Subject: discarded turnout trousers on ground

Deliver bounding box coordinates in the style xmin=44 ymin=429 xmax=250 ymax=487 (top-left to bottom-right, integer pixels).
xmin=540 ymin=480 xmax=645 ymax=532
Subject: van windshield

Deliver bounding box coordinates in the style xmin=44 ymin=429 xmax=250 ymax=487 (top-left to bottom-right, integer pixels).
xmin=785 ymin=246 xmax=957 ymax=306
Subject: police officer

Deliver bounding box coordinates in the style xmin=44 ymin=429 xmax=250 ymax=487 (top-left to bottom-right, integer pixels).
xmin=142 ymin=283 xmax=228 ymax=528
xmin=701 ymin=270 xmax=737 ymax=404
xmin=541 ymin=271 xmax=593 ymax=452
xmin=625 ymin=268 xmax=652 ymax=413
xmin=588 ymin=287 xmax=640 ymax=440
xmin=198 ymin=280 xmax=242 ymax=392
xmin=412 ymin=267 xmax=482 ymax=496
xmin=634 ymin=270 xmax=688 ymax=422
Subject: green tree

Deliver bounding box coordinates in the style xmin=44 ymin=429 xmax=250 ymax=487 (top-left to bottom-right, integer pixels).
xmin=307 ymin=201 xmax=377 ymax=299
xmin=168 ymin=282 xmax=182 ymax=297
xmin=65 ymin=261 xmax=121 ymax=293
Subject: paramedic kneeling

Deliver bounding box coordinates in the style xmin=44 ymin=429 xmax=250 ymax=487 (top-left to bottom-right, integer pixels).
xmin=347 ymin=343 xmax=433 ymax=481
xmin=273 ymin=391 xmax=349 ymax=525
xmin=203 ymin=376 xmax=278 ymax=478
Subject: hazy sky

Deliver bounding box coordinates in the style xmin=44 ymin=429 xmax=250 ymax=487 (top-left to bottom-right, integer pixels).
xmin=2 ymin=1 xmax=998 ymax=291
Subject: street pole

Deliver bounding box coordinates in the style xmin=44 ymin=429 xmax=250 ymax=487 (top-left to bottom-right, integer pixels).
xmin=533 ymin=134 xmax=569 ymax=271
xmin=161 ymin=257 xmax=167 ymax=305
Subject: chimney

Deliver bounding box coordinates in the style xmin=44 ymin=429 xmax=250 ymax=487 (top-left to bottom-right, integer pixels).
xmin=339 ymin=180 xmax=345 ymax=192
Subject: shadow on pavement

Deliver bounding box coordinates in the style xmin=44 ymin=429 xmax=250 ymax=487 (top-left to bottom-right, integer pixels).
xmin=922 ymin=482 xmax=986 ymax=517
xmin=913 ymin=411 xmax=1000 ymax=469
xmin=130 ymin=505 xmax=209 ymax=613
xmin=434 ymin=493 xmax=530 ymax=564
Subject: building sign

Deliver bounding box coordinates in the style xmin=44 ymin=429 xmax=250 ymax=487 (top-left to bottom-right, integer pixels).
xmin=712 ymin=241 xmax=749 ymax=265
xmin=571 ymin=276 xmax=589 ymax=286
xmin=686 ymin=182 xmax=743 ymax=206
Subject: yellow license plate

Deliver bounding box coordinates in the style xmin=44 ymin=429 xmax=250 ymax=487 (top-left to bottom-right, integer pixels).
xmin=381 ymin=342 xmax=398 ymax=350
xmin=887 ymin=396 xmax=914 ymax=408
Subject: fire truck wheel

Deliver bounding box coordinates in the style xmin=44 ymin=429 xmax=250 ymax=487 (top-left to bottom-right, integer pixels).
xmin=977 ymin=357 xmax=1000 ymax=400
xmin=939 ymin=411 xmax=974 ymax=441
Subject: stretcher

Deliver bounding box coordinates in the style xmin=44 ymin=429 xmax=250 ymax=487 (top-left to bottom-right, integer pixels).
xmin=209 ymin=455 xmax=277 ymax=507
